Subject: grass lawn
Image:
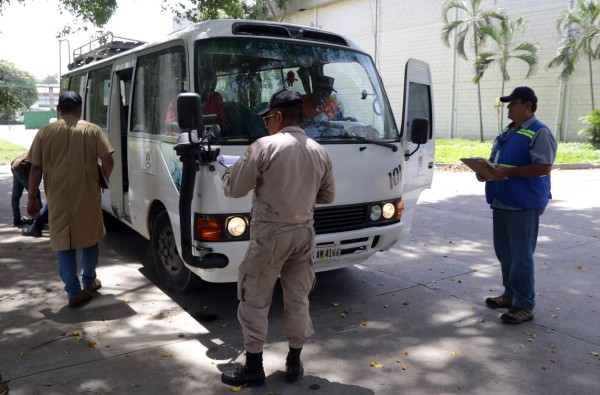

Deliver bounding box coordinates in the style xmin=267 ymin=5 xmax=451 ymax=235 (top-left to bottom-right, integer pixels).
xmin=436 ymin=138 xmax=600 ymax=164
xmin=0 ymin=140 xmax=27 ymax=165
xmin=3 ymin=137 xmax=599 ymax=166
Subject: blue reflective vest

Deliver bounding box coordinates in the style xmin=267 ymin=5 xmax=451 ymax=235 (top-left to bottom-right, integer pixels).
xmin=485 ymin=120 xmax=551 ymax=209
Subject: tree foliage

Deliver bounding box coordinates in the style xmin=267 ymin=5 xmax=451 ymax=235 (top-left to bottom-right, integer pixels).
xmin=0 ymin=0 xmax=117 ymax=37
xmin=0 ymin=60 xmax=38 ymax=122
xmin=547 ymin=0 xmax=600 ymax=110
xmin=39 ymin=74 xmax=59 ymax=84
xmin=166 ymin=0 xmax=289 ymax=23
xmin=474 ymin=17 xmax=538 ymax=86
xmin=441 ymin=0 xmax=506 ymax=141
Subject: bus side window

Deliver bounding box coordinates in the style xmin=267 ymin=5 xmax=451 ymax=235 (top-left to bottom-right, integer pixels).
xmin=87 ymin=66 xmax=111 ymax=131
xmin=132 ymin=45 xmax=187 ymax=136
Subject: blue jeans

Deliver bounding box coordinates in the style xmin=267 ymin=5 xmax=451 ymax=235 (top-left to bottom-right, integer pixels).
xmin=11 ymin=168 xmax=42 ymax=220
xmin=493 ymin=208 xmax=541 ymax=310
xmin=31 ymin=204 xmax=49 ymax=231
xmin=57 ymin=244 xmax=99 ymax=299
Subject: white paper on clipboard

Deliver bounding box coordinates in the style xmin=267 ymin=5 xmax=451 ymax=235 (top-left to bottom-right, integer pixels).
xmin=217 ymin=155 xmax=240 ymax=168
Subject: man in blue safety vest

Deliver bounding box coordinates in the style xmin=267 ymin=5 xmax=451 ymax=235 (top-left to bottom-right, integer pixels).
xmin=476 ymin=86 xmax=557 ymax=324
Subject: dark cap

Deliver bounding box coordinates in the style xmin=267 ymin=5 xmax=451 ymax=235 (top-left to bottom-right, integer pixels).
xmin=499 ymin=86 xmax=537 ymax=104
xmin=58 ymin=91 xmax=83 ymax=108
xmin=314 ymin=75 xmax=336 ymax=92
xmin=256 ymin=89 xmax=303 ymax=116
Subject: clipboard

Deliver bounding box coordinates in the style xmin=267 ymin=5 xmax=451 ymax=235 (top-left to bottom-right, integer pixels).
xmin=460 ymin=157 xmax=507 ymax=180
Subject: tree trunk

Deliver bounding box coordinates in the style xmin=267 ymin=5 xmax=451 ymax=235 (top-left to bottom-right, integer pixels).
xmin=477 ymin=81 xmax=484 ymax=142
xmin=499 ymin=80 xmax=506 ymax=133
xmin=588 ymin=53 xmax=595 ymax=110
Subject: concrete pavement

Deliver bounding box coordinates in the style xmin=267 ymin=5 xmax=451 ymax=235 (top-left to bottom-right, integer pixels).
xmin=1 ymin=127 xmax=599 ymax=394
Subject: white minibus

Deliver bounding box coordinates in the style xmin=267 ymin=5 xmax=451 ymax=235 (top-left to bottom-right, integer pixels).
xmin=60 ymin=20 xmax=435 ymax=291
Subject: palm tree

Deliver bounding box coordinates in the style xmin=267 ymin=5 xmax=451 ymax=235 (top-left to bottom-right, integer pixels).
xmin=474 ymin=17 xmax=539 ymax=126
xmin=547 ymin=0 xmax=600 ymax=110
xmin=441 ymin=0 xmax=506 ymax=142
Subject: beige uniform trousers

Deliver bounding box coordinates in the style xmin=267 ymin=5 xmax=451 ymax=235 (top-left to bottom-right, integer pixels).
xmin=237 ymin=221 xmax=316 ymax=353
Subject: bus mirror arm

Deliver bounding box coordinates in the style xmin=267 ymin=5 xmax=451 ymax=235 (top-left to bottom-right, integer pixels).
xmin=174 ymin=127 xmax=229 ymax=270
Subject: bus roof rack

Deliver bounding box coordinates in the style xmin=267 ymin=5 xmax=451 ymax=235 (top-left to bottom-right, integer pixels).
xmin=68 ymin=32 xmax=145 ymax=70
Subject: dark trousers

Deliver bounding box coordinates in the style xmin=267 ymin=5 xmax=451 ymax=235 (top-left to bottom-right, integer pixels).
xmin=11 ymin=168 xmax=41 ymax=220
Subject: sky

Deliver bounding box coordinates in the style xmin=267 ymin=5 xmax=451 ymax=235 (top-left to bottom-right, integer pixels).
xmin=0 ymin=0 xmax=175 ymax=80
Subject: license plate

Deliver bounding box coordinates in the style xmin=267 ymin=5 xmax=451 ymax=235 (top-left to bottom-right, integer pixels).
xmin=312 ymin=246 xmax=341 ymax=263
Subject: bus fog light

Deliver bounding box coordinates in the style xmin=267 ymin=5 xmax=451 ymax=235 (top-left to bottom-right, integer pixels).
xmin=227 ymin=216 xmax=247 ymax=237
xmin=370 ymin=205 xmax=382 ymax=221
xmin=382 ymin=202 xmax=395 ymax=219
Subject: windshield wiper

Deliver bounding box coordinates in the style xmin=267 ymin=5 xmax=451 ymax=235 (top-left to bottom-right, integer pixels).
xmin=316 ymin=134 xmax=398 ymax=152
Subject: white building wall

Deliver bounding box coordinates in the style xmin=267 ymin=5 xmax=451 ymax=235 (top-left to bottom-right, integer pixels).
xmin=282 ymin=0 xmax=600 ymax=142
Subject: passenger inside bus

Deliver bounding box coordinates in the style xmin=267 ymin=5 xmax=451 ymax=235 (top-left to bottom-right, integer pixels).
xmin=200 ymin=70 xmax=228 ymax=129
xmin=164 ymin=70 xmax=228 ymax=135
xmin=301 ymin=75 xmax=343 ymax=121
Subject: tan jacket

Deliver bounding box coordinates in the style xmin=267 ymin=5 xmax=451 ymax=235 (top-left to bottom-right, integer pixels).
xmin=223 ymin=126 xmax=335 ymax=224
xmin=28 ymin=115 xmax=114 ymax=250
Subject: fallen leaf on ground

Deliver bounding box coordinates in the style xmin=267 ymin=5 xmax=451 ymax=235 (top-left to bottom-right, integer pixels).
xmin=360 ymin=321 xmax=368 ymax=327
xmin=451 ymin=351 xmax=459 ymax=356
xmin=541 ymin=365 xmax=549 ymax=370
xmin=331 ymin=302 xmax=340 ymax=307
xmin=18 ymin=351 xmax=25 ymax=358
xmin=401 ymin=364 xmax=408 ymax=370
xmin=219 ymin=322 xmax=228 ymax=328
xmin=161 ymin=352 xmax=173 ymax=358
xmin=339 ymin=311 xmax=347 ymax=318
xmin=231 ymin=384 xmax=246 ymax=392
xmin=87 ymin=342 xmax=97 ymax=348
xmin=370 ymin=361 xmax=384 ymax=368
xmin=550 ymin=358 xmax=557 ymax=363
xmin=403 ymin=351 xmax=409 ymax=356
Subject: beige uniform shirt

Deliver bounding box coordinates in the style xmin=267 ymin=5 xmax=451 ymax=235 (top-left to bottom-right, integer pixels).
xmin=223 ymin=126 xmax=335 ymax=223
xmin=28 ymin=115 xmax=115 ymax=251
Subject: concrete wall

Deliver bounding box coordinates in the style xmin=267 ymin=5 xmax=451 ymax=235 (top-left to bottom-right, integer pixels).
xmin=282 ymin=0 xmax=599 ymax=142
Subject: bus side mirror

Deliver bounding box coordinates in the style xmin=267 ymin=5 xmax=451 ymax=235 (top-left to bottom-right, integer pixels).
xmin=177 ymin=93 xmax=203 ymax=130
xmin=410 ymin=117 xmax=429 ymax=144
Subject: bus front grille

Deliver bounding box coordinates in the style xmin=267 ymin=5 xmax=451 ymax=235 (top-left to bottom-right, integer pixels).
xmin=314 ymin=204 xmax=368 ymax=234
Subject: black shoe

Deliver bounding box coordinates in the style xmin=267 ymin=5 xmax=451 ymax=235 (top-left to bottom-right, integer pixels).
xmin=22 ymin=226 xmax=42 ymax=237
xmin=286 ymin=361 xmax=304 ymax=383
xmin=500 ymin=307 xmax=534 ymax=324
xmin=221 ymin=365 xmax=265 ymax=387
xmin=14 ymin=216 xmax=34 ymax=227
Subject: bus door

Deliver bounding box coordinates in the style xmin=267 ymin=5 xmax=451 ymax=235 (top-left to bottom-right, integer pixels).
xmin=400 ymin=59 xmax=435 ymax=229
xmin=107 ymin=68 xmax=133 ymax=222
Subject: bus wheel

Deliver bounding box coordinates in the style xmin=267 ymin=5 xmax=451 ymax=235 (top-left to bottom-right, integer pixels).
xmin=151 ymin=211 xmax=200 ymax=292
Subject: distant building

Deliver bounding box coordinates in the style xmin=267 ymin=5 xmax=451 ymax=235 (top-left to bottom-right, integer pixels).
xmin=31 ymin=83 xmax=60 ymax=110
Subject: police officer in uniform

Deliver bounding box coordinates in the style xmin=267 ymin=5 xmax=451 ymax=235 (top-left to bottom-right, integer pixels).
xmin=221 ymin=89 xmax=335 ymax=387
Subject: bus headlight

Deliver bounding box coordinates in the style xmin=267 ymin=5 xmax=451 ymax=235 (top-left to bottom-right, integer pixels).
xmin=226 ymin=216 xmax=248 ymax=237
xmin=369 ymin=205 xmax=382 ymax=221
xmin=382 ymin=202 xmax=395 ymax=219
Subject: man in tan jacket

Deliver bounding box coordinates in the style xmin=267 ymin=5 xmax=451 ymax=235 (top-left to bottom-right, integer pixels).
xmin=221 ymin=89 xmax=335 ymax=387
xmin=27 ymin=91 xmax=114 ymax=307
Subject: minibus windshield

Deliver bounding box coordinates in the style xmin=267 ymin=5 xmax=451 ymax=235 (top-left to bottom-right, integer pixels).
xmin=194 ymin=38 xmax=398 ymax=144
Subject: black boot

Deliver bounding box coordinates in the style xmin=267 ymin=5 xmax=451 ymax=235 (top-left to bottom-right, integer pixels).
xmin=221 ymin=351 xmax=265 ymax=387
xmin=285 ymin=347 xmax=304 ymax=383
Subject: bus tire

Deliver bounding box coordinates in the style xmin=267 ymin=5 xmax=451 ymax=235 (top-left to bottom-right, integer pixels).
xmin=151 ymin=210 xmax=200 ymax=292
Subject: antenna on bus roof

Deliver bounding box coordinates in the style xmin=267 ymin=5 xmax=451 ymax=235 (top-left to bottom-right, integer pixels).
xmin=68 ymin=32 xmax=146 ymax=70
